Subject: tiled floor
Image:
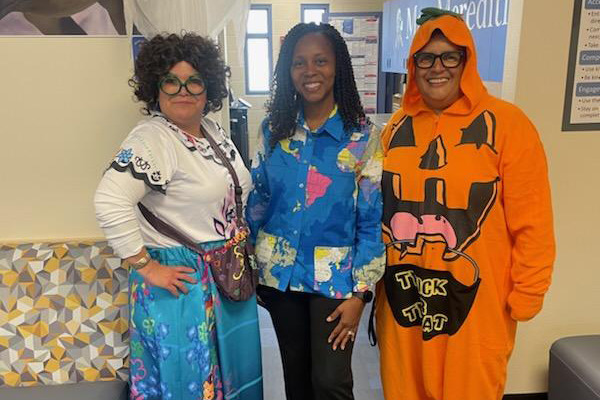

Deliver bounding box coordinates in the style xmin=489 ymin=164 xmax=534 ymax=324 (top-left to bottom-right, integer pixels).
xmin=259 ymin=303 xmax=385 ymax=400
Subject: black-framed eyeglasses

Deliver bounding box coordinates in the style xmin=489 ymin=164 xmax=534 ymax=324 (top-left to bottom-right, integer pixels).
xmin=413 ymin=51 xmax=465 ymax=69
xmin=158 ymin=74 xmax=206 ymax=96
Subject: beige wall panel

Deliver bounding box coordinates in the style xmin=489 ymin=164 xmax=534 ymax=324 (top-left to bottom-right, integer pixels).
xmin=0 ymin=38 xmax=140 ymax=241
xmin=505 ymin=0 xmax=600 ymax=393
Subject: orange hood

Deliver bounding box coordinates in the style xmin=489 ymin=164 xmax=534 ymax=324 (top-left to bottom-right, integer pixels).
xmin=402 ymin=14 xmax=487 ymax=116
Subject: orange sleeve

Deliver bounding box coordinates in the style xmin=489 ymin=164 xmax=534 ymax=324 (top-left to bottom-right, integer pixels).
xmin=500 ymin=108 xmax=555 ymax=321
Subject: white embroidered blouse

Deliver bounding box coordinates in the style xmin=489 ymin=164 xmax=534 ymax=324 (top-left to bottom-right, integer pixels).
xmin=94 ymin=113 xmax=251 ymax=259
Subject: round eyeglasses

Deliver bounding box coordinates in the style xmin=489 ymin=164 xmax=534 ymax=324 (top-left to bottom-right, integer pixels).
xmin=413 ymin=51 xmax=465 ymax=69
xmin=158 ymin=74 xmax=206 ymax=96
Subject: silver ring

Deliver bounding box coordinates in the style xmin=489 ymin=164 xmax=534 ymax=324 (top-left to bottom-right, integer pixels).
xmin=347 ymin=330 xmax=355 ymax=336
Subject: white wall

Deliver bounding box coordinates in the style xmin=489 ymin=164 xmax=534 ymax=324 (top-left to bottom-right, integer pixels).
xmin=0 ymin=37 xmax=139 ymax=241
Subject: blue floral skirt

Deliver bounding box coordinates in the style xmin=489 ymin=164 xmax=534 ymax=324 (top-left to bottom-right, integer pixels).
xmin=128 ymin=243 xmax=263 ymax=400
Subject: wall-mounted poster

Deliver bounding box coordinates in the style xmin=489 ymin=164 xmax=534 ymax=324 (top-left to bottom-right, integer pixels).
xmin=563 ymin=0 xmax=600 ymax=131
xmin=328 ymin=12 xmax=383 ymax=114
xmin=0 ymin=1 xmax=125 ymax=35
xmin=132 ymin=34 xmax=146 ymax=59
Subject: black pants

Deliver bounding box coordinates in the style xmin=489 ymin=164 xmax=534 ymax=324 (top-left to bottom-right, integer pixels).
xmin=258 ymin=285 xmax=355 ymax=400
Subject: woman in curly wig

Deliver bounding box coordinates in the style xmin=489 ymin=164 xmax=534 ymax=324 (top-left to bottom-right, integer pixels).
xmin=247 ymin=23 xmax=385 ymax=400
xmin=95 ymin=33 xmax=263 ymax=400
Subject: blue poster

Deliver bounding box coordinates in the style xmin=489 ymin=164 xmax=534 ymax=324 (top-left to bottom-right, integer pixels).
xmin=381 ymin=0 xmax=509 ymax=82
xmin=132 ymin=35 xmax=147 ymax=60
xmin=342 ymin=19 xmax=355 ymax=35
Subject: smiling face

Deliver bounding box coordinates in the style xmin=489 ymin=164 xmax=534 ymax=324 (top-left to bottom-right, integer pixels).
xmin=414 ymin=33 xmax=465 ymax=113
xmin=290 ymin=32 xmax=336 ymax=110
xmin=158 ymin=61 xmax=207 ymax=134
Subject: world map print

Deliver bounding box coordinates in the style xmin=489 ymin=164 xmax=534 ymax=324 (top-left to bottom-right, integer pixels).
xmin=247 ymin=109 xmax=386 ymax=299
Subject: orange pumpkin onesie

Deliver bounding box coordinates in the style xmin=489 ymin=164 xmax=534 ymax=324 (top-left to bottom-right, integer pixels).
xmin=376 ymin=14 xmax=555 ymax=400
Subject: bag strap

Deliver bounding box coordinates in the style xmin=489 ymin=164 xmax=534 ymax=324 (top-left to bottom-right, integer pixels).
xmin=136 ymin=124 xmax=246 ymax=254
xmin=200 ymin=125 xmax=245 ymax=225
xmin=137 ymin=202 xmax=204 ymax=255
xmin=367 ymin=295 xmax=378 ymax=346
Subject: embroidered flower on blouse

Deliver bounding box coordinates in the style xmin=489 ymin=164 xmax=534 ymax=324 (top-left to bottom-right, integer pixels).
xmin=151 ymin=171 xmax=162 ymax=182
xmin=116 ymin=148 xmax=133 ymax=164
xmin=134 ymin=156 xmax=151 ymax=171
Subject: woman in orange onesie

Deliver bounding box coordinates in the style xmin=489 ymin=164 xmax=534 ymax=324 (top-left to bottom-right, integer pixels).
xmin=377 ymin=8 xmax=555 ymax=400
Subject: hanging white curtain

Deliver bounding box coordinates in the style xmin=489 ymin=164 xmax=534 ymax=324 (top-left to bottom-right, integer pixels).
xmin=124 ymin=0 xmax=250 ymax=58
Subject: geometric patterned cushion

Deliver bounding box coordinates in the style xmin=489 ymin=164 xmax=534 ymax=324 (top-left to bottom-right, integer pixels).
xmin=0 ymin=241 xmax=129 ymax=387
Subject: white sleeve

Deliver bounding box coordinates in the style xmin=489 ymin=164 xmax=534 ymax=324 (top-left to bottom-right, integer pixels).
xmin=94 ymin=126 xmax=177 ymax=258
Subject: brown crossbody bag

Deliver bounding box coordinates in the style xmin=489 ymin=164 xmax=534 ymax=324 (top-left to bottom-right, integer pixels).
xmin=138 ymin=126 xmax=258 ymax=302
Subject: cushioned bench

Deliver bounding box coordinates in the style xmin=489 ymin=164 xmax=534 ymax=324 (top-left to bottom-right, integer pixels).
xmin=0 ymin=381 xmax=127 ymax=400
xmin=549 ymin=335 xmax=600 ymax=400
xmin=0 ymin=242 xmax=129 ymax=394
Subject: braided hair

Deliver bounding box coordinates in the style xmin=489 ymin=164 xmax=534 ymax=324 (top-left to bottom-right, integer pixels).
xmin=266 ymin=23 xmax=365 ymax=149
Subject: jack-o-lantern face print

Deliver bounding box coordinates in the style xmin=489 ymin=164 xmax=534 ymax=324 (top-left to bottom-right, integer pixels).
xmin=382 ymin=110 xmax=499 ymax=339
xmin=383 ymin=111 xmax=499 ymax=260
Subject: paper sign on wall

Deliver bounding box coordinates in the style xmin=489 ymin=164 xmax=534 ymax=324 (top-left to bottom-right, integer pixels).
xmin=563 ymin=0 xmax=600 ymax=131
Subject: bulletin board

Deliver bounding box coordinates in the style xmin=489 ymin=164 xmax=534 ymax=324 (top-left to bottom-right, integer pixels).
xmin=563 ymin=0 xmax=600 ymax=131
xmin=328 ymin=12 xmax=384 ymax=114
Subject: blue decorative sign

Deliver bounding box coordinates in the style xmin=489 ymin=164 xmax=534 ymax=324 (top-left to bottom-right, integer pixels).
xmin=381 ymin=0 xmax=509 ymax=82
xmin=342 ymin=19 xmax=355 ymax=35
xmin=132 ymin=35 xmax=146 ymax=61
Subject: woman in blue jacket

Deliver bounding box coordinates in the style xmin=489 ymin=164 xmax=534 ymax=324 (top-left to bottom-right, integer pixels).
xmin=246 ymin=22 xmax=385 ymax=400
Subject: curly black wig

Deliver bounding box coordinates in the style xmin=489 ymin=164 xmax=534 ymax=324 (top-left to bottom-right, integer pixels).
xmin=129 ymin=32 xmax=230 ymax=115
xmin=266 ymin=23 xmax=365 ymax=149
